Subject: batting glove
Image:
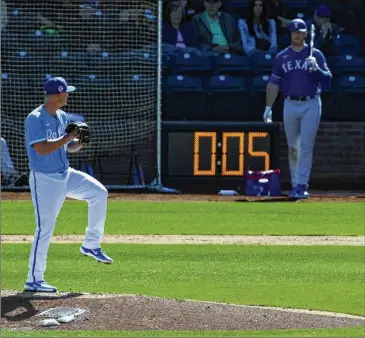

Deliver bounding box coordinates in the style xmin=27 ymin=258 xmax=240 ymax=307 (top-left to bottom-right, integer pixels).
xmin=263 ymin=106 xmax=273 ymax=123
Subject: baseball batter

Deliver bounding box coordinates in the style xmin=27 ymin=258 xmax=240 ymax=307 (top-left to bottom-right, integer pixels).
xmin=24 ymin=77 xmax=112 ymax=293
xmin=264 ymin=18 xmax=332 ymax=199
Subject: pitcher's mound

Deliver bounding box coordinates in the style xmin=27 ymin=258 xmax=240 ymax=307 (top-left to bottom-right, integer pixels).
xmin=2 ymin=291 xmax=365 ymax=332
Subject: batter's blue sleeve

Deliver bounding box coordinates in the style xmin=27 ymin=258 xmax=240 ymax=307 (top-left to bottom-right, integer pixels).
xmin=269 ymin=54 xmax=283 ymax=86
xmin=314 ymin=50 xmax=332 ymax=88
xmin=25 ymin=115 xmax=47 ymax=146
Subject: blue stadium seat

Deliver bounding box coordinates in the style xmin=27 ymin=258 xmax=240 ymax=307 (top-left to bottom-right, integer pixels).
xmin=333 ymin=75 xmax=365 ymax=92
xmin=171 ymin=51 xmax=211 ymax=74
xmin=249 ymin=51 xmax=276 ymax=73
xmin=333 ymin=75 xmax=365 ymax=121
xmin=52 ymin=51 xmax=89 ymax=74
xmin=73 ymin=74 xmax=114 ymax=93
xmin=320 ymin=87 xmax=341 ymax=121
xmin=6 ymin=7 xmax=34 ymax=35
xmin=249 ymin=73 xmax=271 ymax=92
xmin=8 ymin=50 xmax=45 ymax=74
xmin=205 ymin=75 xmax=248 ymax=121
xmin=328 ymin=55 xmax=365 ymax=75
xmin=212 ymin=53 xmax=250 ymax=74
xmin=162 ymin=75 xmax=205 ymax=120
xmin=84 ymin=52 xmax=134 ymax=77
xmin=290 ymin=7 xmax=313 ymax=21
xmin=22 ymin=30 xmax=61 ymax=56
xmin=248 ymin=73 xmax=283 ymax=121
xmin=162 ymin=53 xmax=171 ymax=71
xmin=1 ymin=72 xmax=28 ymax=88
xmin=39 ymin=74 xmax=74 ymax=87
xmin=334 ymin=34 xmax=360 ymax=56
xmin=1 ymin=73 xmax=39 ymax=117
xmin=69 ymin=74 xmax=115 ymax=117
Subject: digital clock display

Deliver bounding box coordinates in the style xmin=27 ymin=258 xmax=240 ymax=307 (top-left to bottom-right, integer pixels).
xmin=161 ymin=121 xmax=280 ymax=193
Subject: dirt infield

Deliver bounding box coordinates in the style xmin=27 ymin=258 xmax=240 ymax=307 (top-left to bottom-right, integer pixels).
xmin=2 ymin=191 xmax=365 ymax=202
xmin=2 ymin=291 xmax=365 ymax=332
xmin=2 ymin=234 xmax=364 ymax=246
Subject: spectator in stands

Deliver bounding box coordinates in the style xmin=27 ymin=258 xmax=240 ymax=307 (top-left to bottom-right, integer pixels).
xmin=306 ymin=4 xmax=340 ymax=57
xmin=163 ymin=1 xmax=199 ymax=52
xmin=1 ymin=137 xmax=28 ymax=186
xmin=164 ymin=0 xmax=205 ymax=22
xmin=319 ymin=0 xmax=365 ymax=38
xmin=265 ymin=0 xmax=292 ymax=34
xmin=238 ymin=0 xmax=278 ymax=56
xmin=192 ymin=0 xmax=242 ymax=54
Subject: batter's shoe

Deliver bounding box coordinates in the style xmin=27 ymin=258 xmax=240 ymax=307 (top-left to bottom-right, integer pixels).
xmin=288 ymin=187 xmax=298 ymax=199
xmin=295 ymin=184 xmax=310 ymax=199
xmin=80 ymin=246 xmax=113 ymax=264
xmin=24 ymin=280 xmax=57 ymax=293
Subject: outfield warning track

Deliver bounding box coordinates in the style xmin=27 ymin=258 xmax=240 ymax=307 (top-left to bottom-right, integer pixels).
xmin=1 ymin=235 xmax=364 ymax=246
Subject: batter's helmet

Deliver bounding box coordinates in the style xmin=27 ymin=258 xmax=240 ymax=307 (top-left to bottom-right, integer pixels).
xmin=288 ymin=19 xmax=307 ymax=33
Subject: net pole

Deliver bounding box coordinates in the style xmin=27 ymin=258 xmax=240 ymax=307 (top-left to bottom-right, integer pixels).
xmin=156 ymin=0 xmax=163 ymax=187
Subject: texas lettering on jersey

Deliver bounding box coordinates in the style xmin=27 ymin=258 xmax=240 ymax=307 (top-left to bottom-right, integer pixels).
xmin=269 ymin=45 xmax=332 ymax=97
xmin=281 ymin=58 xmax=311 ymax=73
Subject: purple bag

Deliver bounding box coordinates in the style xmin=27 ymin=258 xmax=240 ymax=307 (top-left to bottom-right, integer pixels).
xmin=245 ymin=169 xmax=281 ymax=197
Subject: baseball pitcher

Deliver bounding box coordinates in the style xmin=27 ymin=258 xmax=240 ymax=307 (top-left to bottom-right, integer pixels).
xmin=24 ymin=77 xmax=112 ymax=293
xmin=264 ymin=18 xmax=332 ymax=199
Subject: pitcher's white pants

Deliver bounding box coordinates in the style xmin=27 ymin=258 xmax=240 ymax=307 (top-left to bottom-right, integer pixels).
xmin=26 ymin=167 xmax=108 ymax=283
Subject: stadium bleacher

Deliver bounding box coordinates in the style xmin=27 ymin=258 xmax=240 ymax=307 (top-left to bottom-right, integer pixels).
xmin=2 ymin=0 xmax=365 ymax=124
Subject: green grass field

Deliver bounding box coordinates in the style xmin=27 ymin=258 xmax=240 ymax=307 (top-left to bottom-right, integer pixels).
xmin=2 ymin=200 xmax=364 ymax=235
xmin=2 ymin=200 xmax=365 ymax=337
xmin=2 ymin=244 xmax=364 ymax=315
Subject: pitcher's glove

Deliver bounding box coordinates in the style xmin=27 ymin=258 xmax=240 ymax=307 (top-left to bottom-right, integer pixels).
xmin=65 ymin=122 xmax=90 ymax=146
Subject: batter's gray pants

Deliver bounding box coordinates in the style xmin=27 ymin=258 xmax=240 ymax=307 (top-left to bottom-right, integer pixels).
xmin=283 ymin=96 xmax=321 ymax=188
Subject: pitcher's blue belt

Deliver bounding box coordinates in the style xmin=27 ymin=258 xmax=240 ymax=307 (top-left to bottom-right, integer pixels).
xmin=285 ymin=95 xmax=315 ymax=101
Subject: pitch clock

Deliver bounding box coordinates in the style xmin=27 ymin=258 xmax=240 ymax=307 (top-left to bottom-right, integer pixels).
xmin=161 ymin=121 xmax=281 ymax=194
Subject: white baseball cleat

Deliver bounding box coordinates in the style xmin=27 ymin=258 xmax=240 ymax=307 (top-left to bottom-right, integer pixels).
xmin=24 ymin=280 xmax=57 ymax=293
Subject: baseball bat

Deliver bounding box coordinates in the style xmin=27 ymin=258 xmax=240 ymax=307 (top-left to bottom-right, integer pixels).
xmin=309 ymin=24 xmax=315 ymax=57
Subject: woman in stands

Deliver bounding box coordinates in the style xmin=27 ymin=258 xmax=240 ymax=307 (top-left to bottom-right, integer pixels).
xmin=162 ymin=1 xmax=199 ymax=51
xmin=238 ymin=0 xmax=278 ymax=56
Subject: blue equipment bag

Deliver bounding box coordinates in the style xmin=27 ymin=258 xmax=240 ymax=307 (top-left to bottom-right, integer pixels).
xmin=245 ymin=169 xmax=281 ymax=197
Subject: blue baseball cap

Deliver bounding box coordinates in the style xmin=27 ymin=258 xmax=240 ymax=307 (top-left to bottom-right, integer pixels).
xmin=315 ymin=4 xmax=331 ymax=17
xmin=43 ymin=77 xmax=76 ymax=95
xmin=288 ymin=18 xmax=307 ymax=33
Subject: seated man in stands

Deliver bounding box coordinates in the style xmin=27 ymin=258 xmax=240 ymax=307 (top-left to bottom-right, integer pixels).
xmin=192 ymin=0 xmax=242 ymax=54
xmin=164 ymin=0 xmax=205 ymax=20
xmin=163 ymin=1 xmax=199 ymax=52
xmin=319 ymin=0 xmax=365 ymax=55
xmin=306 ymin=4 xmax=340 ymax=57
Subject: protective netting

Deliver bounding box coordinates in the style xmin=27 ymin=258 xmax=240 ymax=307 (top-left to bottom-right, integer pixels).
xmin=1 ymin=0 xmax=160 ymax=188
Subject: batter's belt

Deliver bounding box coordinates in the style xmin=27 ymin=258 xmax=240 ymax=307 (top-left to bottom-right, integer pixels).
xmin=284 ymin=95 xmax=316 ymax=101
